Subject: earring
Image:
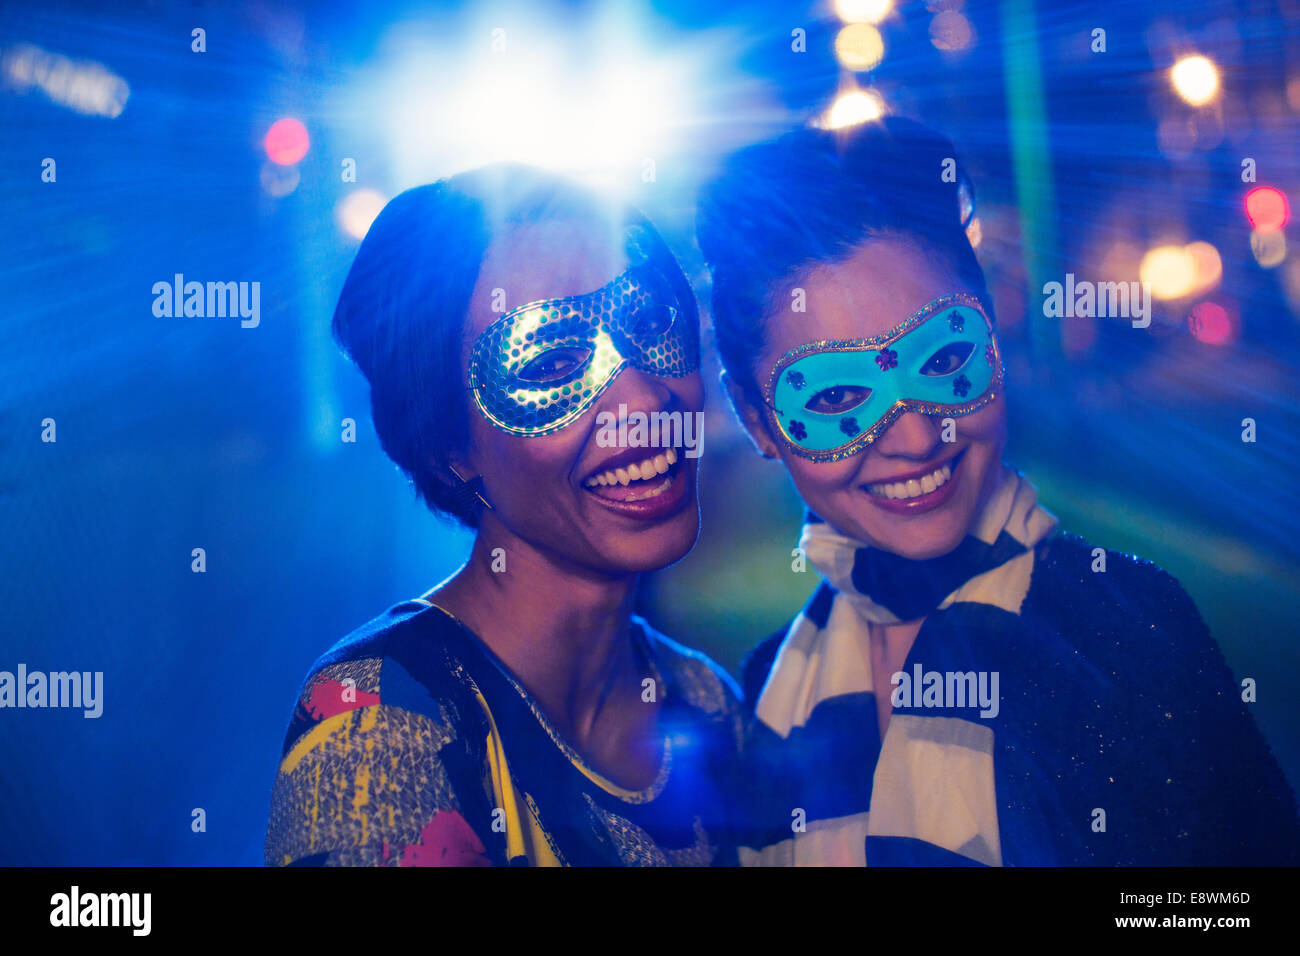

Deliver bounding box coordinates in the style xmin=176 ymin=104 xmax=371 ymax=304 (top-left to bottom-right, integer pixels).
xmin=448 ymin=465 xmax=494 ymax=512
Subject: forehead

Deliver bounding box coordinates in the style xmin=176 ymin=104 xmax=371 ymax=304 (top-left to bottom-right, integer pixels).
xmin=465 ymin=217 xmax=629 ymax=343
xmin=762 ymin=237 xmax=970 ymax=364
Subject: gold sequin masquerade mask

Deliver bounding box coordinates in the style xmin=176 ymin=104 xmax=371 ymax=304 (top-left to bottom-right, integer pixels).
xmin=468 ymin=225 xmax=700 ymax=436
xmin=764 ymin=292 xmax=1003 ymax=462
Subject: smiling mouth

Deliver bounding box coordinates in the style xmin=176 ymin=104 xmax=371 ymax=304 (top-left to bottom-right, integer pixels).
xmin=865 ymin=449 xmax=964 ymax=501
xmin=582 ymin=448 xmax=680 ymax=502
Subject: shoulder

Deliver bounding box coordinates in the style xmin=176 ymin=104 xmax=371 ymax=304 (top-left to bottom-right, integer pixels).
xmin=1032 ymin=531 xmax=1182 ymax=593
xmin=1030 ymin=535 xmax=1300 ymax=862
xmin=638 ymin=618 xmax=747 ymax=764
xmin=1027 ymin=532 xmax=1209 ymax=639
xmin=275 ymin=600 xmax=481 ymax=759
xmin=1024 ymin=531 xmax=1239 ymax=727
xmin=637 ymin=616 xmax=741 ymax=718
xmin=266 ymin=601 xmax=497 ymax=866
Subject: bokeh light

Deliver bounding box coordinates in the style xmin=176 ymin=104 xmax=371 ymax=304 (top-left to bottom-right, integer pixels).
xmin=264 ymin=118 xmax=310 ymax=165
xmin=835 ymin=23 xmax=885 ymax=71
xmin=1188 ymin=301 xmax=1237 ymax=346
xmin=259 ymin=161 xmax=300 ymax=198
xmin=1099 ymin=241 xmax=1144 ymax=281
xmin=835 ymin=0 xmax=893 ymax=24
xmin=1184 ymin=241 xmax=1223 ymax=294
xmin=2 ymin=43 xmax=129 ymax=118
xmin=1245 ymin=186 xmax=1290 ymax=233
xmin=363 ymin=13 xmax=727 ymax=188
xmin=1171 ymin=55 xmax=1220 ymax=106
xmin=824 ymin=89 xmax=886 ymax=128
xmin=336 ymin=188 xmax=387 ymax=240
xmin=930 ymin=11 xmax=974 ymax=52
xmin=1140 ymin=245 xmax=1197 ymax=300
xmin=1251 ymin=229 xmax=1287 ymax=268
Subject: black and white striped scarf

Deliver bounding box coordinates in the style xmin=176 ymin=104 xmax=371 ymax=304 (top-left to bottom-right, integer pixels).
xmin=742 ymin=466 xmax=1058 ymax=866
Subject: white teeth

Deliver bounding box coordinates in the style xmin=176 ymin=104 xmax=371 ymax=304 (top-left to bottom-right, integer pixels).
xmin=865 ymin=460 xmax=956 ymax=500
xmin=624 ymin=473 xmax=673 ymax=501
xmin=583 ymin=451 xmax=682 ymax=489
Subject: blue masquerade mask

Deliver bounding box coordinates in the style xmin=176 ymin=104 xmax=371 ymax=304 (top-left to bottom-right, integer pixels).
xmin=764 ymin=292 xmax=1003 ymax=462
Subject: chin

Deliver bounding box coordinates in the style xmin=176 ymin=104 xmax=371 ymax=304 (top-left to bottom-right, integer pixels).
xmin=828 ymin=498 xmax=973 ymax=561
xmin=880 ymin=526 xmax=967 ymax=561
xmin=601 ymin=508 xmax=700 ymax=574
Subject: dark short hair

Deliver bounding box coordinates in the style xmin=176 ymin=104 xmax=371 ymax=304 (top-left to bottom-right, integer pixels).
xmin=696 ymin=116 xmax=990 ymax=399
xmin=331 ymin=164 xmax=616 ymax=527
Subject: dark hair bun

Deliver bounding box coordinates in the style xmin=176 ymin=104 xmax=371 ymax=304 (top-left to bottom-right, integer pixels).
xmin=696 ymin=115 xmax=988 ymax=398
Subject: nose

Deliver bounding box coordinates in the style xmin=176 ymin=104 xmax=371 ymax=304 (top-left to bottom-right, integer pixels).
xmin=601 ymin=365 xmax=676 ymax=419
xmin=872 ymin=410 xmax=943 ymax=460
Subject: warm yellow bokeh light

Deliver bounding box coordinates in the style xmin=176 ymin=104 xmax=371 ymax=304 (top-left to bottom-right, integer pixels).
xmin=337 ymin=188 xmax=387 ymax=240
xmin=825 ymin=89 xmax=886 ymax=129
xmin=835 ymin=23 xmax=885 ymax=71
xmin=1184 ymin=241 xmax=1223 ymax=294
xmin=1140 ymin=245 xmax=1198 ymax=300
xmin=1171 ymin=55 xmax=1219 ymax=106
xmin=835 ymin=0 xmax=893 ymax=24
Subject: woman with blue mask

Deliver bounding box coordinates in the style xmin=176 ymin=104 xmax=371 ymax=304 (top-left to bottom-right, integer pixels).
xmin=696 ymin=117 xmax=1300 ymax=866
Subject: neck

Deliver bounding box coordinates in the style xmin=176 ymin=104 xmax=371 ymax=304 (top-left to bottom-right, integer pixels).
xmin=430 ymin=513 xmax=641 ymax=742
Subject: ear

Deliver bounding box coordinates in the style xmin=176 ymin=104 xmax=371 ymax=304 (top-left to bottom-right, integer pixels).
xmin=437 ymin=447 xmax=482 ymax=489
xmin=721 ymin=370 xmax=781 ymax=460
xmin=439 ymin=451 xmax=495 ymax=513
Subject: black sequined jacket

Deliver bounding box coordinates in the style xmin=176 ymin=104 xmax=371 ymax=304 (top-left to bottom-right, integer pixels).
xmin=740 ymin=532 xmax=1300 ymax=865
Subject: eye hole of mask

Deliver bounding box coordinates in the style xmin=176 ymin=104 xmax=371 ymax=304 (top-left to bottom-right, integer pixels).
xmin=919 ymin=341 xmax=975 ymax=377
xmin=804 ymin=384 xmax=872 ymax=415
xmin=630 ymin=303 xmax=678 ymax=337
xmin=515 ymin=346 xmax=594 ymax=385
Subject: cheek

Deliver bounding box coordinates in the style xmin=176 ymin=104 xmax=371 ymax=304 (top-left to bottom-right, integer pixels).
xmin=783 ymin=453 xmax=861 ymax=497
xmin=471 ymin=417 xmax=582 ymax=489
xmin=958 ymin=398 xmax=1007 ymax=448
xmin=673 ymin=371 xmax=706 ymax=412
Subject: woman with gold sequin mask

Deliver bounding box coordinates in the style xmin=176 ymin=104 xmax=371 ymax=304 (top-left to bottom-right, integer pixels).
xmin=696 ymin=118 xmax=1300 ymax=867
xmin=265 ymin=165 xmax=744 ymax=867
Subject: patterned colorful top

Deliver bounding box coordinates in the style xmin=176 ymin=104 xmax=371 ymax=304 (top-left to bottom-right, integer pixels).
xmin=264 ymin=598 xmax=744 ymax=866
